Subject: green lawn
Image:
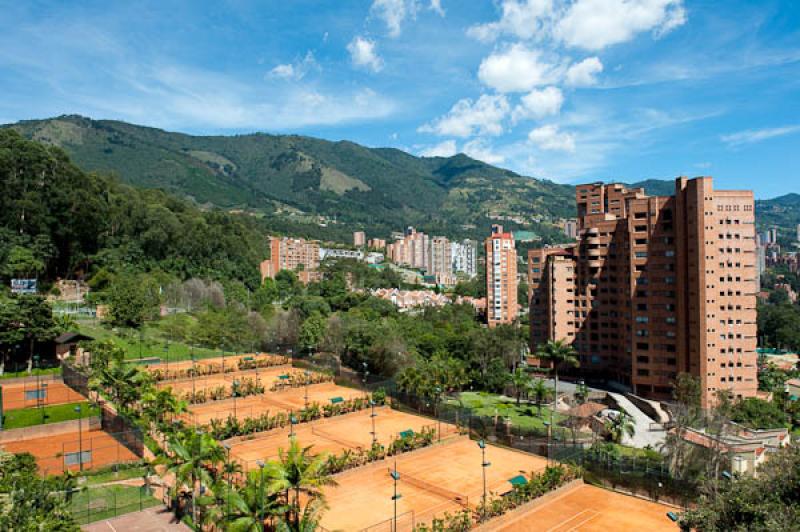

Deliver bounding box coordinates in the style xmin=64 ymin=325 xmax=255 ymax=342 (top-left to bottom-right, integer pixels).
xmin=83 ymin=464 xmax=149 ymax=486
xmin=2 ymin=401 xmax=99 ymax=430
xmin=449 ymin=391 xmax=566 ymax=431
xmin=69 ymin=484 xmax=160 ymax=525
xmin=0 ymin=367 xmax=62 ymax=380
xmin=77 ymin=321 xmax=221 ymax=363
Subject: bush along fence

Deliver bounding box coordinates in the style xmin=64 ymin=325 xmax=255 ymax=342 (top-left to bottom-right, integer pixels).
xmin=268 ymin=370 xmax=334 ymax=391
xmin=177 ymin=377 xmax=265 ymax=404
xmin=412 ymin=463 xmax=582 ymax=532
xmin=148 ymin=355 xmax=289 ymax=382
xmin=323 ymin=425 xmax=439 ymax=475
xmin=205 ymin=394 xmax=381 ymax=440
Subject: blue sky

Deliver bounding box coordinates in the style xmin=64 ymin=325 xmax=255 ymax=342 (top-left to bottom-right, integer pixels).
xmin=1 ymin=0 xmax=798 ymax=198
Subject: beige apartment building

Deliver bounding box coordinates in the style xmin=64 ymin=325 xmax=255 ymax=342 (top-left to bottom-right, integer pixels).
xmin=485 ymin=224 xmax=518 ymax=327
xmin=353 ymin=231 xmax=366 ymax=247
xmin=260 ymin=236 xmax=321 ymax=284
xmin=528 ymin=177 xmax=757 ymax=407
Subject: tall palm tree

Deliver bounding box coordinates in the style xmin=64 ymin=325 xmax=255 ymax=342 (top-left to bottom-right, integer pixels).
xmin=604 ymin=412 xmax=636 ymax=444
xmin=212 ymin=470 xmax=289 ymax=532
xmin=268 ymin=438 xmax=337 ymax=528
xmin=535 ymin=340 xmax=579 ymax=414
xmin=276 ymin=498 xmax=327 ymax=532
xmin=510 ymin=367 xmax=531 ymax=406
xmin=527 ymin=378 xmax=550 ymax=415
xmin=164 ymin=429 xmax=226 ymax=525
xmin=141 ymin=388 xmax=186 ymax=433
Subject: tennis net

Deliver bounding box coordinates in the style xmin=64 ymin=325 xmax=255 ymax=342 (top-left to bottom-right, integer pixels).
xmin=388 ymin=468 xmax=469 ymax=508
xmin=311 ymin=424 xmax=365 ymax=450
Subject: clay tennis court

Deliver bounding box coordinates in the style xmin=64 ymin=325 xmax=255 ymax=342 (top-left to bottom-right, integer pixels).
xmin=0 ymin=380 xmax=86 ymax=411
xmin=227 ymin=407 xmax=458 ymax=470
xmin=1 ymin=428 xmax=141 ymax=476
xmin=156 ymin=366 xmax=296 ymax=397
xmin=142 ymin=353 xmax=286 ymax=375
xmin=319 ymin=436 xmax=548 ymax=531
xmin=482 ymin=483 xmax=677 ymax=531
xmin=182 ymin=382 xmax=368 ymax=426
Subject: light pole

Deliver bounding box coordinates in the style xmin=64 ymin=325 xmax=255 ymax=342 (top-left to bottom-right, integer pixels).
xmin=257 ymin=460 xmax=266 ymax=531
xmin=164 ymin=341 xmax=170 ymax=373
xmin=434 ymin=386 xmax=442 ymax=442
xmin=390 ymin=461 xmax=401 ymax=532
xmin=33 ymin=355 xmax=43 ymax=421
xmin=232 ymin=379 xmax=240 ymax=420
xmin=362 ymin=361 xmax=369 ymax=388
xmin=222 ymin=443 xmax=232 ymax=521
xmin=190 ymin=346 xmax=196 ymax=400
xmin=75 ymin=404 xmax=83 ymax=472
xmin=543 ymin=421 xmax=552 ymax=465
xmin=478 ymin=439 xmax=490 ymax=521
xmin=304 ymin=370 xmax=311 ymax=410
xmin=289 ymin=412 xmax=297 ymax=439
xmin=370 ymin=399 xmax=378 ymax=446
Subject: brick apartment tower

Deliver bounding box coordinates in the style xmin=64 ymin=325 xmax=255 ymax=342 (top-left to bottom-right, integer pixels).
xmin=528 ymin=177 xmax=757 ymax=407
xmin=486 ymin=225 xmax=518 ymax=327
xmin=260 ymin=236 xmax=320 ymax=284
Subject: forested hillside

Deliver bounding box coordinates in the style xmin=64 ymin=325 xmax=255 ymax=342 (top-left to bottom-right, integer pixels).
xmin=0 ymin=129 xmax=267 ymax=288
xmin=7 ymin=115 xmax=575 ymax=242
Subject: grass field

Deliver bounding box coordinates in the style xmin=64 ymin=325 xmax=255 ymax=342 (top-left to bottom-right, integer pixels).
xmin=451 ymin=392 xmax=565 ymax=431
xmin=1 ymin=401 xmax=99 ymax=429
xmin=83 ymin=464 xmax=149 ymax=486
xmin=70 ymin=484 xmax=160 ymax=525
xmin=0 ymin=367 xmax=62 ymax=380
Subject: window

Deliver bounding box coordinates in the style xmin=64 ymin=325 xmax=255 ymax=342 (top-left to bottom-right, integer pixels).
xmin=25 ymin=389 xmax=47 ymax=400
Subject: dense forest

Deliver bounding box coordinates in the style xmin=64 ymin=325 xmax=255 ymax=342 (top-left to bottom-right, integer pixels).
xmin=0 ymin=129 xmax=267 ymax=289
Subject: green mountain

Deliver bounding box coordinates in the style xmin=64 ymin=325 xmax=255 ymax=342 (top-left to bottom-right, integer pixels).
xmin=5 ymin=115 xmax=575 ymax=242
xmin=626 ymin=179 xmax=677 ymax=197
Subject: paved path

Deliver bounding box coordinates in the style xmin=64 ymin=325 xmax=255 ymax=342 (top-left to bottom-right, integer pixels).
xmin=607 ymin=392 xmax=666 ymax=449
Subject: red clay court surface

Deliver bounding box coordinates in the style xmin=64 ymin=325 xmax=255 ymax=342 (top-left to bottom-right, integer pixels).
xmin=319 ymin=436 xmax=548 ymax=531
xmin=142 ymin=353 xmax=285 ymax=375
xmin=0 ymin=380 xmax=86 ymax=411
xmin=1 ymin=428 xmax=140 ymax=476
xmin=482 ymin=483 xmax=677 ymax=531
xmin=156 ymin=366 xmax=297 ymax=397
xmin=182 ymin=382 xmax=368 ymax=426
xmin=227 ymin=407 xmax=459 ymax=470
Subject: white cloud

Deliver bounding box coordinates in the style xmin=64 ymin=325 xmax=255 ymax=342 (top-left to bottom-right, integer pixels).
xmin=419 ymin=94 xmax=509 ymax=137
xmin=721 ymin=125 xmax=800 ymax=147
xmin=267 ymin=51 xmax=318 ymax=81
xmin=371 ymin=0 xmax=418 ymax=37
xmin=564 ymin=56 xmax=603 ymax=86
xmin=420 ymin=139 xmax=457 ymax=157
xmin=528 ymin=124 xmax=576 ymax=151
xmin=463 ymin=138 xmax=505 ymax=164
xmin=512 ymin=86 xmax=564 ymax=122
xmin=467 ymin=0 xmax=553 ymax=43
xmin=430 ymin=0 xmax=445 ymax=17
xmin=478 ymin=43 xmax=561 ymax=93
xmin=347 ymin=37 xmax=383 ymax=72
xmin=555 ymin=0 xmax=687 ymax=51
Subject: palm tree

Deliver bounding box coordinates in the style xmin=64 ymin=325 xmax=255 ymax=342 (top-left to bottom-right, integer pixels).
xmin=604 ymin=412 xmax=636 ymax=444
xmin=164 ymin=429 xmax=226 ymax=525
xmin=535 ymin=340 xmax=579 ymax=414
xmin=141 ymin=388 xmax=187 ymax=433
xmin=510 ymin=367 xmax=531 ymax=406
xmin=268 ymin=438 xmax=337 ymax=528
xmin=90 ymin=361 xmax=153 ymax=412
xmin=215 ymin=470 xmax=289 ymax=531
xmin=276 ymin=498 xmax=327 ymax=532
xmin=527 ymin=379 xmax=550 ymax=415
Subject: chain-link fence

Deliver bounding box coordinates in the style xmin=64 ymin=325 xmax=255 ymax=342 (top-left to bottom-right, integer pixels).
xmin=67 ymin=483 xmax=160 ymax=525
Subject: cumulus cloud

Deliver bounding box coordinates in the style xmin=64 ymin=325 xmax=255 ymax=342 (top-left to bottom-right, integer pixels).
xmin=463 ymin=138 xmax=505 ymax=164
xmin=267 ymin=51 xmax=318 ymax=81
xmin=347 ymin=36 xmax=383 ymax=72
xmin=478 ymin=44 xmax=561 ymax=93
xmin=721 ymin=125 xmax=800 ymax=147
xmin=565 ymin=56 xmax=603 ymax=86
xmin=512 ymin=86 xmax=564 ymax=122
xmin=419 ymin=94 xmax=510 ymax=137
xmin=420 ymin=139 xmax=457 ymax=157
xmin=371 ymin=0 xmax=418 ymax=37
xmin=555 ymin=0 xmax=687 ymax=51
xmin=467 ymin=0 xmax=553 ymax=43
xmin=528 ymin=124 xmax=576 ymax=151
xmin=430 ymin=0 xmax=445 ymax=17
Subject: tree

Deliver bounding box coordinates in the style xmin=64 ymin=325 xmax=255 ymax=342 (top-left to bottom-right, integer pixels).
xmin=90 ymin=361 xmax=153 ymax=413
xmin=219 ymin=469 xmax=289 ymax=531
xmin=2 ymin=245 xmax=45 ymax=278
xmin=535 ymin=340 xmax=579 ymax=412
xmin=164 ymin=429 xmax=225 ymax=524
xmin=511 ymin=367 xmax=532 ymax=406
xmin=0 ymin=297 xmax=24 ymax=374
xmin=730 ymin=397 xmax=787 ymax=430
xmin=15 ymin=294 xmax=58 ymax=371
xmin=268 ymin=438 xmax=336 ymax=528
xmin=298 ymin=313 xmax=327 ymax=355
xmin=106 ymin=273 xmax=160 ymax=328
xmin=527 ymin=379 xmax=550 ymax=415
xmin=604 ymin=412 xmax=636 ymax=444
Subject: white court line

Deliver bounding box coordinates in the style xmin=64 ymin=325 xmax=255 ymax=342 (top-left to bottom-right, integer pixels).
xmin=545 ymin=508 xmax=599 ymax=532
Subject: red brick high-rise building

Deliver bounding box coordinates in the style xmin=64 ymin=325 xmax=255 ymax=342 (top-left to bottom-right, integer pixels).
xmin=486 ymin=225 xmax=518 ymax=327
xmin=528 ymin=177 xmax=757 ymax=407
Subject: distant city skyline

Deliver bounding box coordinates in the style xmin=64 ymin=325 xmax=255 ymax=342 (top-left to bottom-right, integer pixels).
xmin=1 ymin=1 xmax=798 ymax=198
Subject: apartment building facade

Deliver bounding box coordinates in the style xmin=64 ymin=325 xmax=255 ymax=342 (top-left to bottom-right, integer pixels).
xmin=485 ymin=225 xmax=518 ymax=327
xmin=452 ymin=239 xmax=478 ymax=279
xmin=528 ymin=177 xmax=757 ymax=407
xmin=260 ymin=236 xmax=321 ymax=284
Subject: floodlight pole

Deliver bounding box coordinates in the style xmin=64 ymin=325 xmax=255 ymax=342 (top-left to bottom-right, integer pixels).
xmin=304 ymin=370 xmax=311 ymax=410
xmin=257 ymin=460 xmax=266 ymax=531
xmin=370 ymin=399 xmax=378 ymax=445
xmin=232 ymin=380 xmax=240 ymax=419
xmin=543 ymin=421 xmax=551 ymax=465
xmin=289 ymin=411 xmax=296 ymax=439
xmin=191 ymin=346 xmax=196 ymax=399
xmin=75 ymin=404 xmax=83 ymax=472
xmin=222 ymin=443 xmax=232 ymax=520
xmin=478 ymin=439 xmax=490 ymax=521
xmin=390 ymin=461 xmax=401 ymax=532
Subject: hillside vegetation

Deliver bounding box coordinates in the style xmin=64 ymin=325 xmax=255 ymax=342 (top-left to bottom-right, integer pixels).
xmin=7 ymin=115 xmax=575 ymax=242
